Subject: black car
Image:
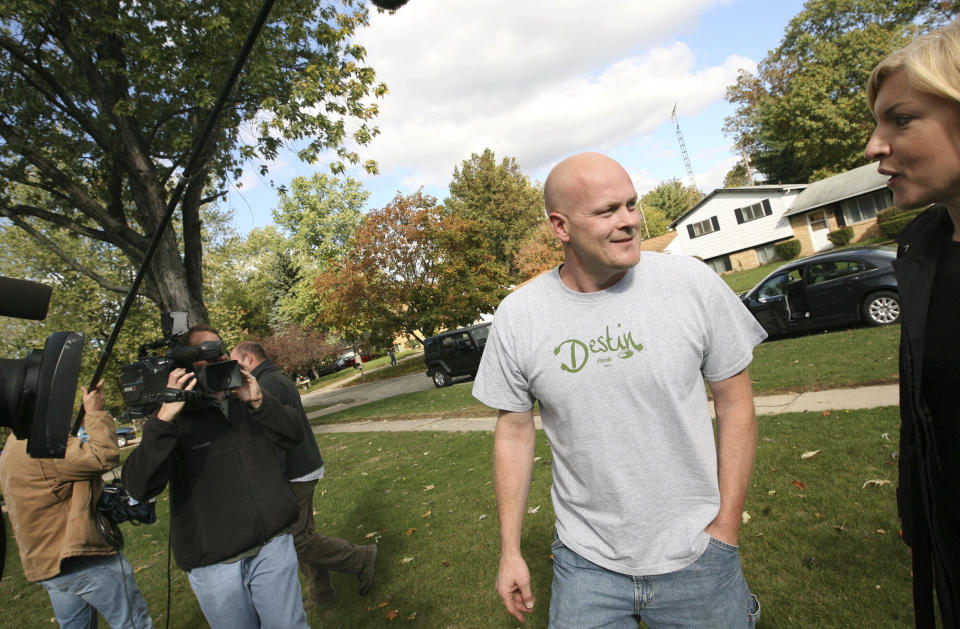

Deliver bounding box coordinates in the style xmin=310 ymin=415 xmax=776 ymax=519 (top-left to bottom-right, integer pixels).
xmin=423 ymin=322 xmax=492 ymax=387
xmin=739 ymin=247 xmax=900 ymax=336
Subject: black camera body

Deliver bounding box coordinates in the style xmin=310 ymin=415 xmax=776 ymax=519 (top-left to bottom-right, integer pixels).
xmin=120 ymin=312 xmax=243 ymax=417
xmin=0 ymin=277 xmax=84 ymax=458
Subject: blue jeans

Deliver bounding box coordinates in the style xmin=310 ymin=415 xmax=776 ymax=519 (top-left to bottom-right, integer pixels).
xmin=549 ymin=536 xmax=760 ymax=629
xmin=186 ymin=533 xmax=309 ymax=629
xmin=39 ymin=553 xmax=153 ymax=629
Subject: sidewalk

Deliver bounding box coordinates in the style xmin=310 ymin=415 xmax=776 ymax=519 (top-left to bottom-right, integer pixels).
xmin=312 ymin=383 xmax=900 ymax=434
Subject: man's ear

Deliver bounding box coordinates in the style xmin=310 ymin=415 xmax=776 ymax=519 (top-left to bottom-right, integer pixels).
xmin=548 ymin=212 xmax=571 ymax=243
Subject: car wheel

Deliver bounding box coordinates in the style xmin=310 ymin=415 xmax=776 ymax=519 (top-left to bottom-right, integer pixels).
xmin=117 ymin=436 xmax=128 ymax=448
xmin=863 ymin=291 xmax=901 ymax=326
xmin=432 ymin=369 xmax=451 ymax=388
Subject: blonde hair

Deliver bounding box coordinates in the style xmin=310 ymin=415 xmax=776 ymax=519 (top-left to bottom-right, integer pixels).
xmin=867 ymin=19 xmax=960 ymax=109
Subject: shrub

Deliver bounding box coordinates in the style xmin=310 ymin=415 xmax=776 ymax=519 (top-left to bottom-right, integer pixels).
xmin=827 ymin=226 xmax=853 ymax=246
xmin=876 ymin=206 xmax=923 ymax=238
xmin=775 ymin=239 xmax=801 ymax=260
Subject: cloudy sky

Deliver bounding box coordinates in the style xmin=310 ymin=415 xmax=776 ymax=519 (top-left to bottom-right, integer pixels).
xmin=226 ymin=0 xmax=808 ymax=233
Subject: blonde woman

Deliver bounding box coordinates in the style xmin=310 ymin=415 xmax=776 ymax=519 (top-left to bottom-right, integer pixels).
xmin=865 ymin=20 xmax=960 ymax=628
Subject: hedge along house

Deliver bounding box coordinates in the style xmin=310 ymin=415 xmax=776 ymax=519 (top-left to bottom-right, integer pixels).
xmin=781 ymin=162 xmax=892 ymax=256
xmin=666 ymin=184 xmax=807 ymax=274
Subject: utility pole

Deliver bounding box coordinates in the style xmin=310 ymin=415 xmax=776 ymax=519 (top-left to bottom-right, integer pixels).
xmin=671 ymin=104 xmax=698 ymax=191
xmin=740 ymin=149 xmax=756 ymax=186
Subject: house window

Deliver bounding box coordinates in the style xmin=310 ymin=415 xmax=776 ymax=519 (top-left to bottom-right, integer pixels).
xmin=755 ymin=244 xmax=777 ymax=265
xmin=735 ymin=199 xmax=773 ymax=224
xmin=706 ymin=255 xmax=732 ymax=274
xmin=687 ymin=216 xmax=720 ymax=239
xmin=840 ymin=190 xmax=892 ymax=224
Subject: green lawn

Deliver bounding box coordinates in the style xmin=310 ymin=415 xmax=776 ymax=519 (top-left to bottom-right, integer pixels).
xmin=1 ymin=407 xmax=909 ymax=628
xmin=314 ymin=324 xmax=900 ymax=424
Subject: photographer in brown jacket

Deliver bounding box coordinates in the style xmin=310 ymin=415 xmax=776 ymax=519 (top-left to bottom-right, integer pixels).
xmin=0 ymin=380 xmax=153 ymax=628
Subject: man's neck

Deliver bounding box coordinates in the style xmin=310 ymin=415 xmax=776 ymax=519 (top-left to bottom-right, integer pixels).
xmin=558 ymin=263 xmax=628 ymax=293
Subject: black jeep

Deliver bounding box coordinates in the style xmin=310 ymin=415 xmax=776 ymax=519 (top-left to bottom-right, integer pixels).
xmin=423 ymin=322 xmax=492 ymax=387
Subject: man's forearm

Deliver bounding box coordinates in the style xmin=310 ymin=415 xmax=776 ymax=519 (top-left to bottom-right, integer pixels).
xmin=494 ymin=410 xmax=537 ymax=556
xmin=708 ymin=369 xmax=757 ymax=541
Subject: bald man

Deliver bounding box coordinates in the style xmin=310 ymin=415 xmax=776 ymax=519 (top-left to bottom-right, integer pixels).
xmin=473 ymin=153 xmax=765 ymax=627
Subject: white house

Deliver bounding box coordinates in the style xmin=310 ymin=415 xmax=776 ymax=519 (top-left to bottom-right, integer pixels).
xmin=666 ymin=185 xmax=806 ymax=274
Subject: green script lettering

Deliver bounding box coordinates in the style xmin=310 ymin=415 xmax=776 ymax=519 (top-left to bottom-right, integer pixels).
xmin=554 ymin=339 xmax=589 ymax=373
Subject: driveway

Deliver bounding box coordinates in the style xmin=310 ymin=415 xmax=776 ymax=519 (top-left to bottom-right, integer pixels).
xmin=303 ymin=372 xmax=437 ymax=419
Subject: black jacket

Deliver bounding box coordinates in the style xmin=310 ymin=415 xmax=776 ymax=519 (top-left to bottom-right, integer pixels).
xmin=123 ymin=393 xmax=302 ymax=570
xmin=894 ymin=206 xmax=959 ymax=628
xmin=251 ymin=359 xmax=324 ymax=480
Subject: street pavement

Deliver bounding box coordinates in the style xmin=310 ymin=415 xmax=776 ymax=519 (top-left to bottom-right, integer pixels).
xmin=312 ymin=382 xmax=900 ymax=434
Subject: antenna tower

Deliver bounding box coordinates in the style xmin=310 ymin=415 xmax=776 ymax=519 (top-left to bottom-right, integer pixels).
xmin=671 ymin=104 xmax=698 ymax=191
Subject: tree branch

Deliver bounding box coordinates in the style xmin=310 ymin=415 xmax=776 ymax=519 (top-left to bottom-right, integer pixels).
xmin=0 ymin=202 xmax=115 ymax=243
xmin=4 ymin=215 xmax=128 ymax=295
xmin=0 ymin=32 xmax=108 ymax=147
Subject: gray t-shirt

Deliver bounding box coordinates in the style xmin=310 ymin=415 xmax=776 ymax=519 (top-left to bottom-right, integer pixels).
xmin=473 ymin=253 xmax=766 ymax=576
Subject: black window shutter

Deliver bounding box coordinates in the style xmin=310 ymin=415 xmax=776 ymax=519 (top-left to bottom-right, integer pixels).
xmin=835 ymin=207 xmax=846 ymax=227
xmin=735 ymin=208 xmax=744 ymax=224
xmin=762 ymin=199 xmax=772 ymax=215
xmin=687 ymin=224 xmax=696 ymax=239
xmin=711 ymin=216 xmax=720 ymax=231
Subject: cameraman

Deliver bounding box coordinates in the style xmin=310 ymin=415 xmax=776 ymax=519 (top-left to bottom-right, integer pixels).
xmin=123 ymin=325 xmax=309 ymax=629
xmin=0 ymin=380 xmax=154 ymax=628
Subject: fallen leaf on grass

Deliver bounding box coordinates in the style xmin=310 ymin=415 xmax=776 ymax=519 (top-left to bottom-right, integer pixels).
xmin=527 ymin=505 xmax=541 ymax=514
xmin=365 ymin=532 xmax=378 ymax=538
xmin=405 ymin=528 xmax=416 ymax=536
xmin=423 ymin=484 xmax=435 ymax=492
xmin=834 ymin=524 xmax=847 ymax=532
xmin=400 ymin=556 xmax=414 ymax=564
xmin=479 ymin=514 xmax=488 ymax=521
xmin=386 ymin=609 xmax=399 ymax=621
xmin=742 ymin=511 xmax=751 ymax=525
xmin=421 ymin=510 xmax=431 ymax=518
xmin=862 ymin=479 xmax=891 ymax=489
xmin=801 ymin=450 xmax=821 ymax=460
xmin=441 ymin=561 xmax=450 ymax=567
xmin=792 ymin=480 xmax=807 ymax=490
xmin=822 ymin=411 xmax=830 ymax=416
xmin=407 ymin=612 xmax=418 ymax=621
xmin=877 ymin=529 xmax=887 ymax=535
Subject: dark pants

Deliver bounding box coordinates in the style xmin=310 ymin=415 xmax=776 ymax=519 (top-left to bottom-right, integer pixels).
xmin=289 ymin=480 xmax=368 ymax=601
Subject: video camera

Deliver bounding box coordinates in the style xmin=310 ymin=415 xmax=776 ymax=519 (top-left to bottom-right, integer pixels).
xmin=119 ymin=312 xmax=243 ymax=417
xmin=0 ymin=276 xmax=84 ymax=459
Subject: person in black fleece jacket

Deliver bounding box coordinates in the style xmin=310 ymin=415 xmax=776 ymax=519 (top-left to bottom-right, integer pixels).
xmin=232 ymin=341 xmax=377 ymax=607
xmin=124 ymin=325 xmax=309 ymax=629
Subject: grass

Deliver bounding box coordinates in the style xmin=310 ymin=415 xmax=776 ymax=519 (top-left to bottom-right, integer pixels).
xmin=750 ymin=324 xmax=899 ymax=393
xmin=1 ymin=407 xmax=909 ymax=628
xmin=314 ymin=324 xmax=900 ymax=424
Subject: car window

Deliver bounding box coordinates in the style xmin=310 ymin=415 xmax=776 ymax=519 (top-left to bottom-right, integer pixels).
xmin=440 ymin=335 xmax=456 ymax=349
xmin=757 ymin=268 xmax=803 ymax=299
xmin=471 ymin=324 xmax=491 ymax=345
xmin=807 ymin=260 xmax=865 ymax=285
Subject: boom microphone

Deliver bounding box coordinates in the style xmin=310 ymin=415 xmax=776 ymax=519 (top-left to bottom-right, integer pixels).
xmin=371 ymin=0 xmax=409 ymax=9
xmin=0 ymin=277 xmax=52 ymax=320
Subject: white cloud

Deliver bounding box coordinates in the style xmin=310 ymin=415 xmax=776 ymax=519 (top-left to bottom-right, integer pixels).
xmin=354 ymin=0 xmax=753 ymax=194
